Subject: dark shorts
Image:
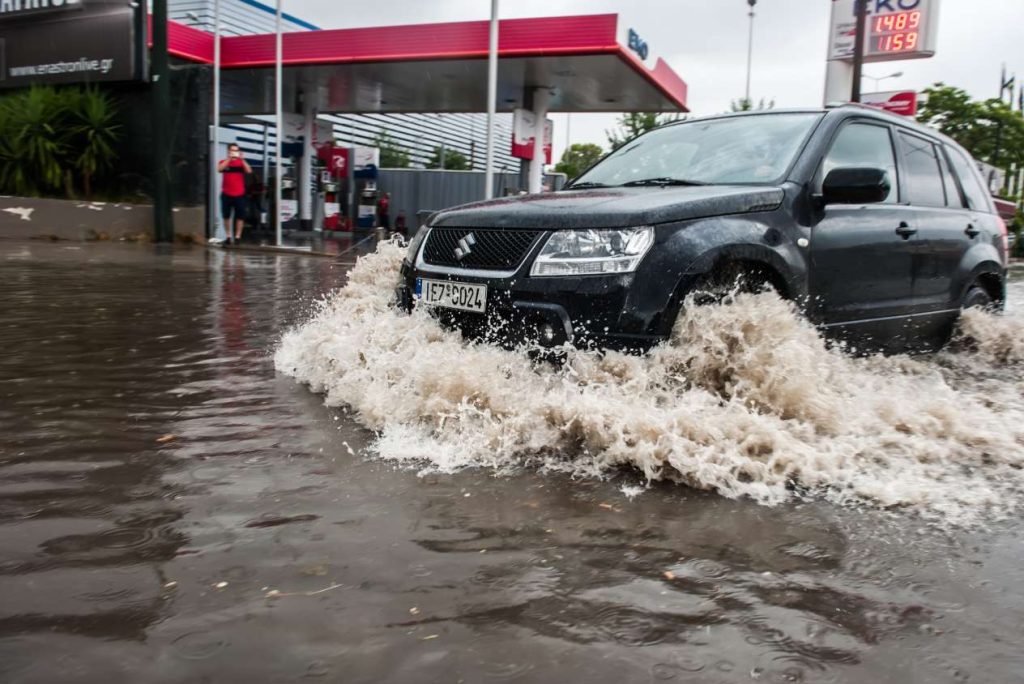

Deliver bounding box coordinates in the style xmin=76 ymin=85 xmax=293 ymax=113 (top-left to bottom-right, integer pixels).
xmin=220 ymin=193 xmax=248 ymax=220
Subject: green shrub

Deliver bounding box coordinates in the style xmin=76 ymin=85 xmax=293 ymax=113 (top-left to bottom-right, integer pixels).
xmin=0 ymin=85 xmax=120 ymax=198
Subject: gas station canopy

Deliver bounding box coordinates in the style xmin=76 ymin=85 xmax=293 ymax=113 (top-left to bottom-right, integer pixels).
xmin=166 ymin=14 xmax=689 ymax=115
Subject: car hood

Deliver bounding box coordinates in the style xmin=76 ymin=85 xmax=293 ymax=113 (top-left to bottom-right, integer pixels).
xmin=430 ymin=185 xmax=785 ymax=230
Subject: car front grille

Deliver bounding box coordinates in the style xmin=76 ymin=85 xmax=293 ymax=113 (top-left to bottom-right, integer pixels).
xmin=421 ymin=228 xmax=541 ymax=271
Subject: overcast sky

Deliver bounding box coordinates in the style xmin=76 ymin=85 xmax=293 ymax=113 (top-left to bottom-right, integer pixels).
xmin=287 ymin=0 xmax=1024 ymax=159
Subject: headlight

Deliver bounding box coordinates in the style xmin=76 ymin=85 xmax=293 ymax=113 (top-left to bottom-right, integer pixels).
xmin=405 ymin=225 xmax=430 ymax=264
xmin=530 ymin=226 xmax=654 ymax=277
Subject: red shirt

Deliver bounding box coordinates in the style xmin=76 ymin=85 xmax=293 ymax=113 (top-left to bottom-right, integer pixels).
xmin=221 ymin=159 xmax=247 ymax=197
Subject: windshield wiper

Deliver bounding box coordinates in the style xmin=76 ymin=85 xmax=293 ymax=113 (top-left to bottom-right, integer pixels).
xmin=567 ymin=181 xmax=612 ymax=189
xmin=620 ymin=177 xmax=709 ymax=187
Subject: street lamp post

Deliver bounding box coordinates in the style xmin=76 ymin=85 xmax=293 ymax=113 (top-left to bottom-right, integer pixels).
xmin=744 ymin=0 xmax=756 ymax=105
xmin=191 ymin=6 xmax=223 ymax=242
xmin=483 ymin=0 xmax=498 ymax=200
xmin=274 ymin=0 xmax=283 ymax=246
xmin=863 ymin=71 xmax=904 ymax=91
xmin=212 ymin=0 xmax=222 ymax=242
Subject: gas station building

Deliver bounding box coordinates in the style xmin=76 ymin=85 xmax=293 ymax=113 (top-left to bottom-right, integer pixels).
xmin=163 ymin=10 xmax=689 ymax=236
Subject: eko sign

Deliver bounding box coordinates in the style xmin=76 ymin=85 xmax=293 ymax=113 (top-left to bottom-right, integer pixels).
xmin=828 ymin=0 xmax=940 ymax=63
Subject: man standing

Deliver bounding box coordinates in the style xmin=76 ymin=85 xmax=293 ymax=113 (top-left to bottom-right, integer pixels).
xmin=213 ymin=143 xmax=252 ymax=244
xmin=377 ymin=192 xmax=391 ymax=231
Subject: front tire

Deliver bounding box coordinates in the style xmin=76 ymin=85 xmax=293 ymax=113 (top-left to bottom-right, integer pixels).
xmin=961 ymin=284 xmax=993 ymax=311
xmin=688 ymin=264 xmax=773 ymax=306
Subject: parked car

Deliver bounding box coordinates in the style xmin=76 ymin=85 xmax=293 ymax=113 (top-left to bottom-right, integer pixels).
xmin=396 ymin=105 xmax=1009 ymax=354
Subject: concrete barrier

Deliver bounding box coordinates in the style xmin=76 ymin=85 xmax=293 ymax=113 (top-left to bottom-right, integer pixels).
xmin=0 ymin=196 xmax=205 ymax=242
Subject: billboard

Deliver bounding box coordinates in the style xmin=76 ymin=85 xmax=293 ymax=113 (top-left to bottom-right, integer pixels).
xmin=0 ymin=0 xmax=146 ymax=89
xmin=828 ymin=0 xmax=940 ymax=63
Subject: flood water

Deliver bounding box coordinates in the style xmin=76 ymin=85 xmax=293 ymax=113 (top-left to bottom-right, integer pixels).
xmin=1 ymin=239 xmax=1023 ymax=683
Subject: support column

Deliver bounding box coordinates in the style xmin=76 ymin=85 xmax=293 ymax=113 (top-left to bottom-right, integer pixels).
xmin=299 ymin=92 xmax=315 ymax=230
xmin=823 ymin=60 xmax=854 ymax=106
xmin=528 ymin=86 xmax=550 ymax=194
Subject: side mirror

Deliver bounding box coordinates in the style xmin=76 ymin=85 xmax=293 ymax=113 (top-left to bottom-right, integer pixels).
xmin=822 ymin=167 xmax=891 ymax=205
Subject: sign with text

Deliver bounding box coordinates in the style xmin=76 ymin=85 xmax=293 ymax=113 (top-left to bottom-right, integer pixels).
xmin=0 ymin=0 xmax=146 ymax=88
xmin=828 ymin=0 xmax=940 ymax=63
xmin=862 ymin=90 xmax=918 ymax=116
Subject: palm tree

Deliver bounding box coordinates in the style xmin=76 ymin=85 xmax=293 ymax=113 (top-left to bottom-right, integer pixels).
xmin=0 ymin=87 xmax=67 ymax=195
xmin=68 ymin=87 xmax=120 ymax=199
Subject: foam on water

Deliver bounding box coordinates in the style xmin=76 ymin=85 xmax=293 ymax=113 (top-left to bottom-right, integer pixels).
xmin=275 ymin=243 xmax=1024 ymax=523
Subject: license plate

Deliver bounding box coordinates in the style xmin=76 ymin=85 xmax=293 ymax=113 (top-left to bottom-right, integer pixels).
xmin=415 ymin=278 xmax=487 ymax=313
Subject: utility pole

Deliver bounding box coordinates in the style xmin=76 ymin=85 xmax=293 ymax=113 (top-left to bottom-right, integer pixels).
xmin=745 ymin=0 xmax=756 ymax=105
xmin=151 ymin=0 xmax=174 ymax=242
xmin=850 ymin=0 xmax=868 ymax=103
xmin=993 ymin=65 xmax=1013 ymax=171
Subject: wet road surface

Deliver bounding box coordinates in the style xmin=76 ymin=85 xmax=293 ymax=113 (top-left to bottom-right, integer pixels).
xmin=1 ymin=240 xmax=1022 ymax=683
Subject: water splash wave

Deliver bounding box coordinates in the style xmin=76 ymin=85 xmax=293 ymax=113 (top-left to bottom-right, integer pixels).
xmin=275 ymin=243 xmax=1024 ymax=522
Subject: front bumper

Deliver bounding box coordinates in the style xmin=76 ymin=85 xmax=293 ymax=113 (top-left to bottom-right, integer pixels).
xmin=396 ymin=259 xmax=666 ymax=353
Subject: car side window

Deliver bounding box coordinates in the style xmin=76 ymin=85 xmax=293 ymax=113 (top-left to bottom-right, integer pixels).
xmin=945 ymin=146 xmax=991 ymax=211
xmin=821 ymin=122 xmax=898 ymax=203
xmin=897 ymin=132 xmax=946 ymax=208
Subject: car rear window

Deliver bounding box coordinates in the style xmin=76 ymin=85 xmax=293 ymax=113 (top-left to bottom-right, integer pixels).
xmin=945 ymin=146 xmax=993 ymax=212
xmin=936 ymin=150 xmax=964 ymax=208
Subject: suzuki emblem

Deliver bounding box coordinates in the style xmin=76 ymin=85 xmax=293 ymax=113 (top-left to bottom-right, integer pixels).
xmin=454 ymin=232 xmax=477 ymax=261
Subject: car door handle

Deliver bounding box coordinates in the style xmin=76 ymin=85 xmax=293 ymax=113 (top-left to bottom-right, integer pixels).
xmin=895 ymin=222 xmax=917 ymax=239
xmin=965 ymin=224 xmax=980 ymax=238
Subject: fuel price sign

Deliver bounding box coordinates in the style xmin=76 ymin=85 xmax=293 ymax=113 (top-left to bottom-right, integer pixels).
xmin=869 ymin=8 xmax=923 ymax=55
xmin=829 ymin=0 xmax=940 ymax=63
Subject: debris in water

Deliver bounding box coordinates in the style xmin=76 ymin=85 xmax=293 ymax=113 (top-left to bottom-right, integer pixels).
xmin=2 ymin=207 xmax=33 ymax=221
xmin=214 ymin=581 xmax=228 ymax=589
xmin=156 ymin=434 xmax=176 ymax=443
xmin=620 ymin=484 xmax=646 ymax=499
xmin=244 ymin=514 xmax=320 ymax=528
xmin=264 ymin=583 xmax=343 ymax=599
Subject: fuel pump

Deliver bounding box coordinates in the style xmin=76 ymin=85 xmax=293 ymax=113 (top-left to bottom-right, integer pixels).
xmin=356 ymin=179 xmax=378 ymax=230
xmin=320 ymin=169 xmax=341 ymax=230
xmin=316 ymin=144 xmax=350 ymax=231
xmin=352 ymin=146 xmax=380 ymax=231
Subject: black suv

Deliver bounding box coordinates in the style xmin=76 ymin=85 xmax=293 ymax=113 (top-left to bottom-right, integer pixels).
xmin=397 ymin=106 xmax=1008 ymax=354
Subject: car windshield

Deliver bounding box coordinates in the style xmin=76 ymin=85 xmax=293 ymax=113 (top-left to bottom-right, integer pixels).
xmin=572 ymin=113 xmax=823 ymax=187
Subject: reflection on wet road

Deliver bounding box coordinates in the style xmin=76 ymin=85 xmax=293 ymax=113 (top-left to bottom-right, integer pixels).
xmin=1 ymin=241 xmax=1022 ymax=683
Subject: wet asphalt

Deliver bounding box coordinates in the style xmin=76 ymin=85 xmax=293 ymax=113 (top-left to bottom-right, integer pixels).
xmin=0 ymin=240 xmax=1022 ymax=684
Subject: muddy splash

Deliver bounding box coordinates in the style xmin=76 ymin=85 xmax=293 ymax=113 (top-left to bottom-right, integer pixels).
xmin=275 ymin=243 xmax=1024 ymax=522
